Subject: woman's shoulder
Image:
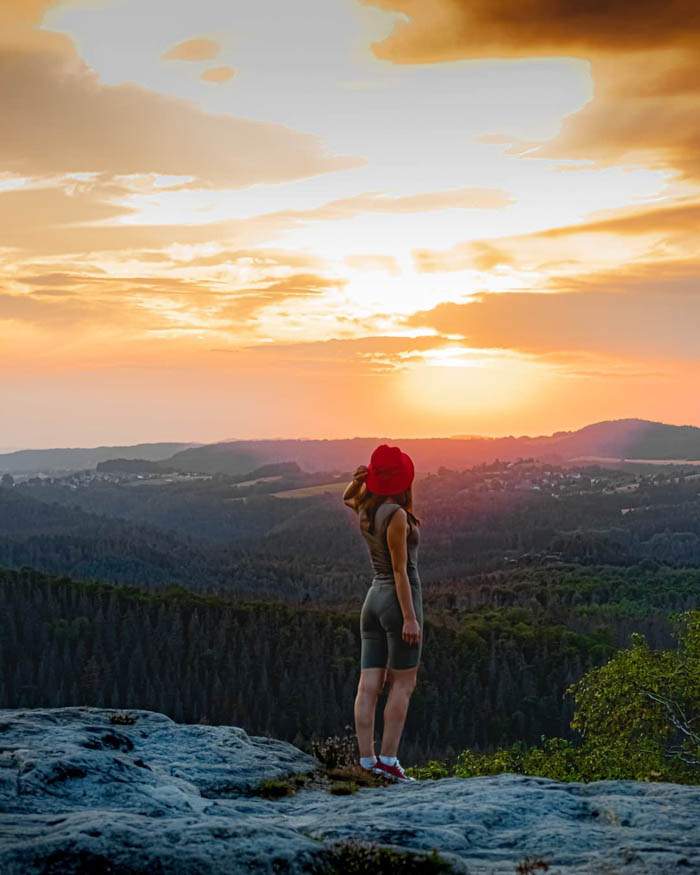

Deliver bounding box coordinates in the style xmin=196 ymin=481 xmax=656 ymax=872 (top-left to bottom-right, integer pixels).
xmin=377 ymin=500 xmax=403 ymax=513
xmin=379 ymin=502 xmax=407 ymax=524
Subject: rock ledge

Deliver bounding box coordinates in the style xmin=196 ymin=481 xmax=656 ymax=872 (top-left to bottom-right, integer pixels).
xmin=1 ymin=708 xmax=699 ymax=874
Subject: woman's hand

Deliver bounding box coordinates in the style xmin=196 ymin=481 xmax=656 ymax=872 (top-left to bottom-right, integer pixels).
xmin=343 ymin=465 xmax=368 ymax=508
xmin=402 ymin=617 xmax=421 ymax=646
xmin=353 ymin=464 xmax=369 ymax=482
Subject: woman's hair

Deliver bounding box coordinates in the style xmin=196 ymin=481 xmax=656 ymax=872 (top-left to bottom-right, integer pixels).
xmin=357 ymin=484 xmax=421 ymax=535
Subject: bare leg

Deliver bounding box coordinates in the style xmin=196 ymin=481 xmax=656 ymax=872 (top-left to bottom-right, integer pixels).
xmin=354 ymin=668 xmax=387 ymax=758
xmin=380 ymin=666 xmax=418 ymax=758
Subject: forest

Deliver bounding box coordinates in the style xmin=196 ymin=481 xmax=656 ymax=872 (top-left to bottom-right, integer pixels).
xmin=2 ymin=560 xmax=697 ymax=763
xmin=3 ymin=459 xmax=700 ymax=602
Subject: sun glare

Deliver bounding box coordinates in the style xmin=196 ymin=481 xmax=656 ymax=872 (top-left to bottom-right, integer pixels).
xmin=396 ymin=348 xmax=552 ymax=418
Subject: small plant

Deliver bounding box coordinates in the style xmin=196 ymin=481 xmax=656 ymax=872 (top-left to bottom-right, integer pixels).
xmin=311 ymin=726 xmax=358 ymax=770
xmin=329 ymin=780 xmax=358 ymax=795
xmin=312 ymin=840 xmax=454 ymax=874
xmin=257 ymin=777 xmax=300 ymax=799
xmin=327 ymin=766 xmax=388 ymax=789
xmin=109 ymin=711 xmax=137 ymax=726
xmin=515 ymin=857 xmax=550 ymax=874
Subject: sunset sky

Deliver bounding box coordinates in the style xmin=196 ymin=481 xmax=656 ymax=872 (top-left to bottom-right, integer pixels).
xmin=2 ymin=0 xmax=700 ymax=447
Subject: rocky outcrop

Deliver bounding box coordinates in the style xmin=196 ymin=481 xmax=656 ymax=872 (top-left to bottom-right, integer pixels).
xmin=1 ymin=708 xmax=699 ymax=874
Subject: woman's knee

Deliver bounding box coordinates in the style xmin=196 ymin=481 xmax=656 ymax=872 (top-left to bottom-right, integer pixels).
xmin=387 ymin=667 xmax=418 ymax=694
xmin=357 ymin=668 xmax=387 ymax=698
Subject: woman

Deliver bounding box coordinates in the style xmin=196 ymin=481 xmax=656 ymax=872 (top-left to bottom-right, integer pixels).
xmin=342 ymin=443 xmax=422 ymax=783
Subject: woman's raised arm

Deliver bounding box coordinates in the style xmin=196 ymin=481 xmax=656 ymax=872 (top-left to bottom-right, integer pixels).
xmin=343 ymin=464 xmax=368 ymax=511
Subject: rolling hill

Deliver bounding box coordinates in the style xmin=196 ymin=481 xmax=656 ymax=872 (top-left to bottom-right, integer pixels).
xmin=0 ymin=443 xmax=200 ymax=476
xmin=4 ymin=419 xmax=699 ymax=479
xmin=164 ymin=418 xmax=700 ymax=475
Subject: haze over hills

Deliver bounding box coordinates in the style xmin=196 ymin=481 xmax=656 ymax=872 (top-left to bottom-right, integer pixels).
xmin=2 ymin=419 xmax=700 ymax=477
xmin=0 ymin=443 xmax=200 ymax=476
xmin=165 ymin=418 xmax=700 ymax=475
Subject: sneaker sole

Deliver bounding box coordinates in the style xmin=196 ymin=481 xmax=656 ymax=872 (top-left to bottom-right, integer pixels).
xmin=372 ymin=767 xmax=416 ymax=783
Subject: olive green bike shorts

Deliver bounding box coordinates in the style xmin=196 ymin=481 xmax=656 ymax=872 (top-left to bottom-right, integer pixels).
xmin=360 ymin=579 xmax=423 ymax=670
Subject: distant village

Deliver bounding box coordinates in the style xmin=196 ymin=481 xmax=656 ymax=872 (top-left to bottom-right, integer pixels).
xmin=423 ymin=457 xmax=700 ymax=502
xmin=4 ymin=456 xmax=700 ymax=506
xmin=6 ymin=467 xmax=212 ymax=489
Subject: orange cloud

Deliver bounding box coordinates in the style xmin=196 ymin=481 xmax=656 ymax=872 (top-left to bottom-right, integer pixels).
xmin=228 ymin=333 xmax=459 ymax=374
xmin=201 ymin=66 xmax=236 ymax=84
xmin=0 ymin=50 xmax=357 ymax=188
xmin=184 ymin=249 xmax=326 ymax=271
xmin=536 ymin=200 xmax=700 ymax=239
xmin=0 ymin=4 xmax=358 ymax=189
xmin=363 ymin=0 xmax=699 ymax=62
xmin=404 ymin=278 xmax=700 ymax=363
xmin=344 ymin=255 xmax=400 ymax=274
xmin=414 ymin=199 xmax=700 ymax=273
xmin=162 ymin=37 xmax=220 ymax=61
xmin=0 ymin=181 xmax=136 ymax=235
xmin=263 ymin=187 xmax=512 ymax=226
xmin=216 ymin=273 xmax=347 ymax=324
xmin=0 ymin=242 xmax=351 ymax=348
xmin=364 ymin=1 xmax=700 ymax=181
xmin=532 ymin=53 xmax=700 ymax=181
xmin=0 ymin=0 xmax=71 ymax=53
xmin=0 ymin=176 xmax=333 ymax=255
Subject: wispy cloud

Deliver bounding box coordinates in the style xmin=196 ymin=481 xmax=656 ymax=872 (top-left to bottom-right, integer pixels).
xmin=162 ymin=37 xmax=220 ymax=61
xmin=201 ymin=66 xmax=236 ymax=83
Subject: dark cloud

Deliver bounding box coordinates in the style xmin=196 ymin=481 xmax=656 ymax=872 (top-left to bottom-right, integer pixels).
xmin=364 ymin=1 xmax=700 ymax=181
xmin=364 ymin=1 xmax=700 ymax=62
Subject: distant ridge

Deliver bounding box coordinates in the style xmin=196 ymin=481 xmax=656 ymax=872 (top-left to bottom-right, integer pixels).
xmin=0 ymin=443 xmax=201 ymax=476
xmin=4 ymin=420 xmax=699 ymax=477
xmin=165 ymin=418 xmax=700 ymax=475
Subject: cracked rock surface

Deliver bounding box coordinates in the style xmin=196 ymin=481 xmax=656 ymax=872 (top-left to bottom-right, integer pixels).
xmin=1 ymin=708 xmax=699 ymax=874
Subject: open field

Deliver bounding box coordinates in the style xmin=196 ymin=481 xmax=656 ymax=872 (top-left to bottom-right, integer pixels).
xmin=272 ymin=482 xmax=346 ymax=499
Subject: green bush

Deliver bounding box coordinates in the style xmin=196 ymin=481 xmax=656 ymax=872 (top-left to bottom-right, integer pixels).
xmin=406 ymin=760 xmax=451 ymax=780
xmin=565 ymin=609 xmax=699 ymax=782
xmin=414 ymin=609 xmax=700 ymax=785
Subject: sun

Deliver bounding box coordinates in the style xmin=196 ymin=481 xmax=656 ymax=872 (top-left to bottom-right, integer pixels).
xmin=395 ymin=346 xmax=554 ymax=420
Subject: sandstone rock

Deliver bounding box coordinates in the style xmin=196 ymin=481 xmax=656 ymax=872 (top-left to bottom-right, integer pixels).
xmin=1 ymin=708 xmax=699 ymax=874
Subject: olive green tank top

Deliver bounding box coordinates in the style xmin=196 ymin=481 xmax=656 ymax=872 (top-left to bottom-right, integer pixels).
xmin=358 ymin=501 xmax=420 ymax=583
